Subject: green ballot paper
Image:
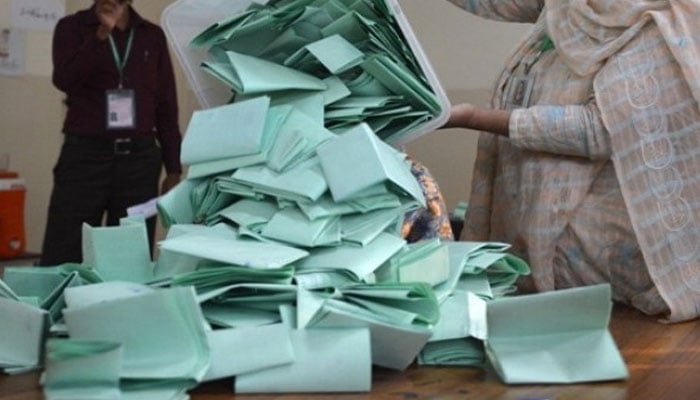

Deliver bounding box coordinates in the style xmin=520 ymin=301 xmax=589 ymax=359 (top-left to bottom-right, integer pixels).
xmin=235 ymin=328 xmax=372 ymax=393
xmin=485 ymin=284 xmax=628 ymax=384
xmin=43 ymin=339 xmax=123 ymax=400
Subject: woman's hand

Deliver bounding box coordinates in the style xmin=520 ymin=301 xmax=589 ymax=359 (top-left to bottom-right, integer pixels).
xmin=442 ymin=103 xmax=511 ymax=137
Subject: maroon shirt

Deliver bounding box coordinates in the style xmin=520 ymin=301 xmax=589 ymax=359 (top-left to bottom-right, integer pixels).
xmin=52 ymin=6 xmax=182 ymax=173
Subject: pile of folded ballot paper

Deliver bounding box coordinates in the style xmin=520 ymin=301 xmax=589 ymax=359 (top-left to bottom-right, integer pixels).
xmin=0 ymin=0 xmax=629 ymax=398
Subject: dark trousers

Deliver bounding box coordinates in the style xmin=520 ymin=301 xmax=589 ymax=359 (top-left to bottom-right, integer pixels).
xmin=40 ymin=135 xmax=162 ymax=266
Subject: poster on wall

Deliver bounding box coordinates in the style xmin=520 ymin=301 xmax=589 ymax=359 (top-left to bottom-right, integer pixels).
xmin=10 ymin=0 xmax=65 ymax=32
xmin=0 ymin=27 xmax=26 ymax=76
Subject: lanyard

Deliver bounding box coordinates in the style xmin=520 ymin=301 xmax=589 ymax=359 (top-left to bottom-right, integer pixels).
xmin=522 ymin=34 xmax=555 ymax=74
xmin=108 ymin=28 xmax=134 ymax=89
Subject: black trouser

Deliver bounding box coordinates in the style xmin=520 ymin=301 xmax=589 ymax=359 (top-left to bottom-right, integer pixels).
xmin=40 ymin=135 xmax=162 ymax=266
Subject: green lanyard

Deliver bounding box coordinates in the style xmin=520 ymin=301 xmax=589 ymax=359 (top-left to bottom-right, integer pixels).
xmin=108 ymin=28 xmax=134 ymax=89
xmin=539 ymin=35 xmax=555 ymax=52
xmin=522 ymin=34 xmax=555 ymax=74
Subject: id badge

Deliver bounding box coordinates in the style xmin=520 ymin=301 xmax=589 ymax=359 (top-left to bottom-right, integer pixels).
xmin=505 ymin=73 xmax=535 ymax=110
xmin=106 ymin=89 xmax=136 ymax=130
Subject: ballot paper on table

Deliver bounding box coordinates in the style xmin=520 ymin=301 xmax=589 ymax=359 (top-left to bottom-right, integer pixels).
xmin=485 ymin=284 xmax=628 ymax=384
xmin=336 ymin=282 xmax=441 ymax=326
xmin=235 ymin=328 xmax=371 ymax=393
xmin=43 ymin=339 xmax=123 ymax=400
xmin=40 ymin=270 xmax=82 ymax=324
xmin=202 ymin=323 xmax=293 ymax=381
xmin=159 ymin=224 xmax=308 ymax=269
xmin=486 ymin=253 xmax=531 ymax=297
xmin=169 ymin=264 xmax=295 ymax=291
xmin=196 ymin=283 xmax=297 ymax=311
xmin=81 ymin=221 xmax=153 ymax=283
xmin=261 ymin=207 xmax=341 ymax=247
xmin=296 ymin=232 xmax=405 ymax=280
xmin=418 ymin=337 xmax=485 ymax=367
xmin=63 ymin=286 xmax=210 ymax=381
xmin=119 ymin=379 xmax=193 ymax=400
xmin=230 ymin=157 xmax=328 ymax=203
xmin=201 ymin=303 xmax=281 ymax=329
xmin=2 ymin=266 xmax=65 ymax=302
xmin=428 ymin=290 xmax=487 ymax=342
xmin=157 ymin=178 xmax=200 ymax=228
xmin=0 ymin=298 xmax=48 ymax=372
xmin=375 ymin=238 xmax=450 ymax=286
xmin=297 ymin=191 xmax=402 ymax=221
xmin=340 ymin=207 xmax=402 ymax=246
xmin=0 ymin=278 xmax=20 ymax=300
xmin=432 ymin=241 xmax=478 ymax=303
xmin=317 ymin=123 xmax=425 ymax=204
xmin=216 ymin=197 xmax=279 ymax=232
xmin=1 ymin=267 xmax=81 ymax=324
xmin=298 ymin=288 xmax=431 ymax=371
xmin=64 ymin=281 xmax=155 ymax=310
xmin=153 ymin=224 xmax=213 ymax=279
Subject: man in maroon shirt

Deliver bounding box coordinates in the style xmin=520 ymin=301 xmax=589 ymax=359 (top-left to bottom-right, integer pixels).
xmin=40 ymin=0 xmax=182 ymax=265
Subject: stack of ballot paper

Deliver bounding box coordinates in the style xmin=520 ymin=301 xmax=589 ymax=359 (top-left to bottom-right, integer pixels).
xmin=162 ymin=0 xmax=450 ymax=146
xmin=0 ymin=230 xmax=628 ymax=395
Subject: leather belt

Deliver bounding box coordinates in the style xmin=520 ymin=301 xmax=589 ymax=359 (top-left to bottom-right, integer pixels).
xmin=64 ymin=135 xmax=156 ymax=155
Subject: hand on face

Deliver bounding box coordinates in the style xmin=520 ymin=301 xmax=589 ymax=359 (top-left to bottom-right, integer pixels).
xmin=95 ymin=0 xmax=129 ymax=31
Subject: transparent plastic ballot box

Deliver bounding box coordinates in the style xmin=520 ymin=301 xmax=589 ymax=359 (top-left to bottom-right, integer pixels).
xmin=161 ymin=0 xmax=450 ymax=147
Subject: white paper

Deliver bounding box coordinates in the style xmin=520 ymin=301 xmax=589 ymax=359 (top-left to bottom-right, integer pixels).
xmin=11 ymin=0 xmax=65 ymax=32
xmin=0 ymin=27 xmax=25 ymax=76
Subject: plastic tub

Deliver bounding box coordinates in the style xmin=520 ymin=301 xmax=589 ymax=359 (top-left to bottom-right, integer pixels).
xmin=162 ymin=0 xmax=450 ymax=147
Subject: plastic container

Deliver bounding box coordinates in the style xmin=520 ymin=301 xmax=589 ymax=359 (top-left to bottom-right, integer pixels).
xmin=0 ymin=177 xmax=26 ymax=259
xmin=161 ymin=0 xmax=450 ymax=147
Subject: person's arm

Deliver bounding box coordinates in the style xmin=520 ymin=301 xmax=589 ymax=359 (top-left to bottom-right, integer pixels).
xmin=444 ymin=103 xmax=510 ymax=136
xmin=509 ymin=101 xmax=612 ymax=160
xmin=445 ymin=0 xmax=544 ymax=23
xmin=153 ymin=28 xmax=182 ymax=194
xmin=52 ymin=17 xmax=104 ymax=93
xmin=53 ymin=3 xmax=128 ymax=93
xmin=444 ymin=102 xmax=612 ymax=160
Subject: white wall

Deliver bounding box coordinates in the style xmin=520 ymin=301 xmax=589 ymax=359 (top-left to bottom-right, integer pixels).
xmin=0 ymin=0 xmax=530 ymax=253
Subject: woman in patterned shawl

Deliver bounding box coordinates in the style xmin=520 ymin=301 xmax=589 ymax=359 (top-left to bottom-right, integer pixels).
xmin=443 ymin=0 xmax=700 ymax=322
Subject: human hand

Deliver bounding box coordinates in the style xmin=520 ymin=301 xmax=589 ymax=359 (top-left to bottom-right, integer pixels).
xmin=95 ymin=0 xmax=129 ymax=39
xmin=160 ymin=173 xmax=181 ymax=195
xmin=441 ymin=103 xmax=510 ymax=137
xmin=443 ymin=103 xmax=476 ymax=129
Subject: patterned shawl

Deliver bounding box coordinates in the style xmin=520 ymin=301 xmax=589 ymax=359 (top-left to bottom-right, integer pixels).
xmin=545 ymin=0 xmax=700 ymax=321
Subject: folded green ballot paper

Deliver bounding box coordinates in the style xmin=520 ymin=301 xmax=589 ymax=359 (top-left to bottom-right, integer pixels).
xmin=297 ymin=286 xmax=434 ymax=370
xmin=375 ymin=238 xmax=450 ymax=286
xmin=0 ymin=297 xmax=49 ymax=372
xmin=181 ymin=96 xmax=271 ymax=165
xmin=316 ymin=123 xmax=425 ymax=204
xmin=81 ymin=220 xmax=154 ymax=283
xmin=63 ymin=286 xmax=210 ymax=381
xmin=43 ymin=339 xmax=122 ymax=400
xmin=202 ymin=323 xmax=294 ymax=381
xmin=235 ymin=328 xmax=372 ymax=393
xmin=158 ymin=224 xmax=309 ymax=269
xmin=485 ymin=284 xmax=628 ymax=384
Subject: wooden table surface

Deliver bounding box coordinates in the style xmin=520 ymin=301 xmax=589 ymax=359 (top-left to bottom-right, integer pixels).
xmin=1 ymin=304 xmax=699 ymax=400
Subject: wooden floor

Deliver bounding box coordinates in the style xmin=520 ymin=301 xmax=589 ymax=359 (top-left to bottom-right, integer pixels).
xmin=1 ymin=304 xmax=699 ymax=399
